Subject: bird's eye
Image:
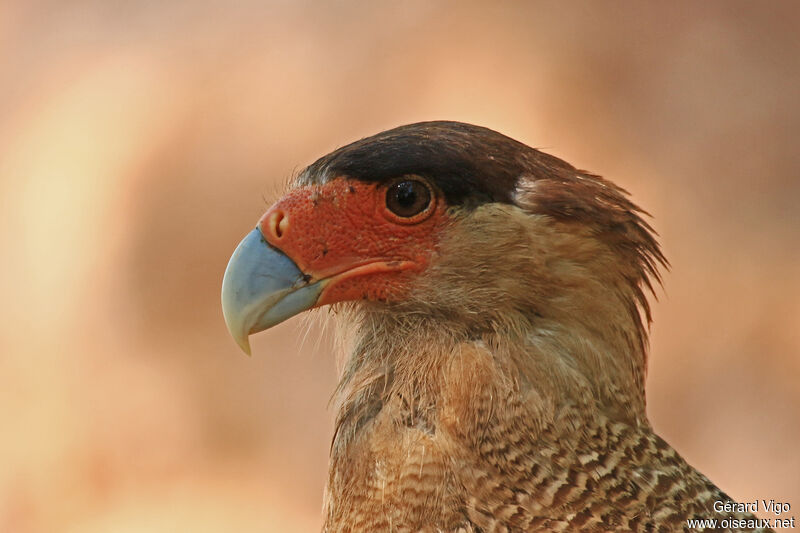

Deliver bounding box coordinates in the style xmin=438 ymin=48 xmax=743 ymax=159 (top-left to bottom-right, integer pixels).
xmin=385 ymin=179 xmax=432 ymax=219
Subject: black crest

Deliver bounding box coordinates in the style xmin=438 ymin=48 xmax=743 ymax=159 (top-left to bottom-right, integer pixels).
xmin=301 ymin=121 xmax=574 ymax=206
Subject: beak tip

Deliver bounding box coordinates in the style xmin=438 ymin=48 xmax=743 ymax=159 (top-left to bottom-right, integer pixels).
xmin=222 ymin=308 xmax=253 ymax=356
xmin=237 ymin=337 xmax=253 ymax=356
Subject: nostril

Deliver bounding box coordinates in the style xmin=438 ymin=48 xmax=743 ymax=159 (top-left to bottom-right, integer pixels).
xmin=267 ymin=209 xmax=288 ymax=239
xmin=278 ymin=213 xmax=288 ymax=237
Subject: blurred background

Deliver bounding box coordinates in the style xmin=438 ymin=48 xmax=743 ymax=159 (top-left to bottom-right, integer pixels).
xmin=1 ymin=1 xmax=798 ymax=531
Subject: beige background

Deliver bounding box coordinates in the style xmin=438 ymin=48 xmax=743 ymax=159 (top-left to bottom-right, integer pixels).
xmin=1 ymin=2 xmax=798 ymax=531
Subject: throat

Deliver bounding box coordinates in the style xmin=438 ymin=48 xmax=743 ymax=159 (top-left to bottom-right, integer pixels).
xmin=331 ymin=300 xmax=650 ymax=452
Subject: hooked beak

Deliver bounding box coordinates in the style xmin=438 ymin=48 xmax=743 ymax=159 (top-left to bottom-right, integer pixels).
xmin=221 ymin=228 xmax=326 ymax=354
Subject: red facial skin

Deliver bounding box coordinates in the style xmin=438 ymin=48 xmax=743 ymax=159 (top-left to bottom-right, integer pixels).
xmin=257 ymin=178 xmax=450 ymax=307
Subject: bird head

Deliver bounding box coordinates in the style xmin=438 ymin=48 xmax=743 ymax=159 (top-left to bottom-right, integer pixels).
xmin=222 ymin=121 xmax=665 ymax=417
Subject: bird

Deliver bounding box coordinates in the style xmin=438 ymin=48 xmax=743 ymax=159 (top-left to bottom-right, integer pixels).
xmin=221 ymin=121 xmax=771 ymax=532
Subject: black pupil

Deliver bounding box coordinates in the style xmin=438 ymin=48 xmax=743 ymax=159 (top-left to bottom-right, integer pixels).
xmin=387 ymin=180 xmax=430 ymax=217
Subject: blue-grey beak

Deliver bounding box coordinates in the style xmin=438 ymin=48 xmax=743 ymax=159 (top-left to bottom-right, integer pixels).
xmin=221 ymin=228 xmax=326 ymax=354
